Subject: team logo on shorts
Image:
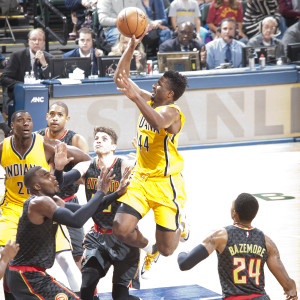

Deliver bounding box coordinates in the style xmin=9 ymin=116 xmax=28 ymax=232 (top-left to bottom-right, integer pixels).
xmin=55 ymin=293 xmax=68 ymax=300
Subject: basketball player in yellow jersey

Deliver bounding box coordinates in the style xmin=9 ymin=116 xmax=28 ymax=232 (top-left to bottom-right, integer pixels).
xmin=0 ymin=110 xmax=90 ymax=298
xmin=113 ymin=33 xmax=189 ymax=278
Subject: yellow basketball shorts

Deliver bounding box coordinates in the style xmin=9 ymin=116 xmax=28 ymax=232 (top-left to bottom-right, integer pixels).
xmin=0 ymin=201 xmax=22 ymax=246
xmin=0 ymin=199 xmax=72 ymax=252
xmin=118 ymin=172 xmax=186 ymax=231
xmin=55 ymin=224 xmax=72 ymax=253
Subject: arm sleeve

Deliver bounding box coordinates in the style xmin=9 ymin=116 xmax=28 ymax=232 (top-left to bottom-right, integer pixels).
xmin=177 ymin=244 xmax=209 ymax=271
xmin=64 ymin=202 xmax=81 ymax=212
xmin=54 ymin=169 xmax=82 ymax=188
xmin=53 ymin=191 xmax=105 ymax=227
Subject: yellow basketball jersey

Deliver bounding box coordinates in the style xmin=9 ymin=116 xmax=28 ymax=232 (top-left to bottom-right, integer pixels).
xmin=1 ymin=133 xmax=50 ymax=207
xmin=135 ymin=101 xmax=185 ymax=177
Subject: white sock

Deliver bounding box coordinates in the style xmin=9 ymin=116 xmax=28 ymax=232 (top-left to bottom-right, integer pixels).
xmin=142 ymin=241 xmax=153 ymax=254
xmin=55 ymin=251 xmax=81 ymax=292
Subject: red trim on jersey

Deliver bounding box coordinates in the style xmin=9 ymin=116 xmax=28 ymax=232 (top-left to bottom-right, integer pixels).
xmin=45 ymin=128 xmax=68 ymax=140
xmin=234 ymin=224 xmax=254 ymax=230
xmin=96 ymin=157 xmax=117 ymax=170
xmin=62 ymin=195 xmax=76 ymax=201
xmin=225 ymin=293 xmax=264 ymax=300
xmin=94 ymin=224 xmax=112 ymax=234
xmin=8 ymin=265 xmax=46 ymax=272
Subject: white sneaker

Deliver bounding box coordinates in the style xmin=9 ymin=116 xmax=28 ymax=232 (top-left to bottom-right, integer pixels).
xmin=141 ymin=250 xmax=160 ymax=279
xmin=180 ymin=214 xmax=190 ymax=242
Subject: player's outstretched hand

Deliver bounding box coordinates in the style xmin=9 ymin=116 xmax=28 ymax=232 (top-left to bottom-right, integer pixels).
xmin=117 ymin=166 xmax=132 ymax=196
xmin=1 ymin=240 xmax=19 ymax=263
xmin=117 ymin=72 xmax=139 ymax=102
xmin=54 ymin=142 xmax=74 ymax=170
xmin=97 ymin=167 xmax=115 ymax=195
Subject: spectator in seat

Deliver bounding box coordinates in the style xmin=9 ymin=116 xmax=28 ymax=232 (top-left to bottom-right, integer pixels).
xmin=159 ymin=21 xmax=207 ymax=68
xmin=243 ymin=0 xmax=281 ymax=39
xmin=247 ymin=16 xmax=285 ymax=60
xmin=206 ymin=0 xmax=247 ymax=40
xmin=279 ymin=0 xmax=300 ymax=27
xmin=141 ymin=0 xmax=173 ymax=57
xmin=97 ymin=0 xmax=147 ymax=46
xmin=169 ymin=0 xmax=207 ymax=43
xmin=109 ymin=34 xmax=147 ymax=73
xmin=206 ymin=18 xmax=245 ymax=69
xmin=62 ymin=27 xmax=103 ymax=75
xmin=0 ymin=29 xmax=53 ymax=117
xmin=281 ymin=19 xmax=300 ymax=55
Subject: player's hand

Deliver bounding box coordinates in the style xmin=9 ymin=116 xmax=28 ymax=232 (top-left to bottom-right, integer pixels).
xmin=117 ymin=166 xmax=132 ymax=196
xmin=1 ymin=240 xmax=19 ymax=263
xmin=285 ymin=292 xmax=298 ymax=300
xmin=54 ymin=143 xmax=74 ymax=171
xmin=97 ymin=167 xmax=115 ymax=195
xmin=116 ymin=71 xmax=139 ymax=102
xmin=53 ymin=195 xmax=66 ymax=207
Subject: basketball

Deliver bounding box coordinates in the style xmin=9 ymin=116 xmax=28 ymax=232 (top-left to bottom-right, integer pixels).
xmin=116 ymin=7 xmax=147 ymax=38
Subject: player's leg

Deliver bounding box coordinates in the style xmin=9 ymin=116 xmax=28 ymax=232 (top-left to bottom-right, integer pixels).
xmin=111 ymin=240 xmax=140 ymax=300
xmin=113 ymin=204 xmax=148 ymax=248
xmin=113 ymin=177 xmax=151 ymax=248
xmin=0 ymin=205 xmax=21 ymax=300
xmin=5 ymin=266 xmax=80 ymax=299
xmin=153 ymin=173 xmax=187 ymax=256
xmin=81 ymin=257 xmax=106 ymax=300
xmin=55 ymin=224 xmax=82 ymax=293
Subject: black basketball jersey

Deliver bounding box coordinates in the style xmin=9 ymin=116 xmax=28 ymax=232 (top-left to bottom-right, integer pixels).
xmin=10 ymin=196 xmax=58 ymax=269
xmin=38 ymin=128 xmax=79 ymax=198
xmin=217 ymin=225 xmax=268 ymax=298
xmin=85 ymin=157 xmax=122 ymax=228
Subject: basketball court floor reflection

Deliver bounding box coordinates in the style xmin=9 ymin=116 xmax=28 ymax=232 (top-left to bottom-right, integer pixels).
xmin=1 ymin=140 xmax=299 ymax=299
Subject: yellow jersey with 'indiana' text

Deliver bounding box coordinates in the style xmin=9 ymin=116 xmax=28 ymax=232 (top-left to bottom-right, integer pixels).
xmin=1 ymin=133 xmax=50 ymax=207
xmin=135 ymin=101 xmax=185 ymax=177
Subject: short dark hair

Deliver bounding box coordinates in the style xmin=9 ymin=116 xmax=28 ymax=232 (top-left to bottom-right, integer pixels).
xmin=11 ymin=110 xmax=30 ymax=122
xmin=78 ymin=27 xmax=94 ymax=38
xmin=50 ymin=101 xmax=69 ymax=116
xmin=163 ymin=70 xmax=188 ymax=101
xmin=24 ymin=166 xmax=42 ymax=191
xmin=219 ymin=18 xmax=237 ymax=30
xmin=234 ymin=193 xmax=259 ymax=222
xmin=94 ymin=126 xmax=118 ymax=144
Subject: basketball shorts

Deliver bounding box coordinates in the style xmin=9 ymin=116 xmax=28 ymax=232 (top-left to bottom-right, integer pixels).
xmin=56 ymin=224 xmax=73 ymax=253
xmin=64 ymin=195 xmax=85 ymax=256
xmin=82 ymin=226 xmax=140 ymax=289
xmin=118 ymin=172 xmax=186 ymax=231
xmin=0 ymin=201 xmax=23 ymax=246
xmin=6 ymin=265 xmax=80 ymax=299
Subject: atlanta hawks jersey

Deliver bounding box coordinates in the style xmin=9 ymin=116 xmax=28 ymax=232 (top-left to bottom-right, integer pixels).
xmin=135 ymin=101 xmax=185 ymax=177
xmin=217 ymin=225 xmax=268 ymax=298
xmin=1 ymin=133 xmax=50 ymax=207
xmin=11 ymin=196 xmax=58 ymax=269
xmin=38 ymin=128 xmax=79 ymax=198
xmin=85 ymin=157 xmax=122 ymax=228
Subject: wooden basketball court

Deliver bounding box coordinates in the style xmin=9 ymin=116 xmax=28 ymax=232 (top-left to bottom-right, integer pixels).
xmin=1 ymin=141 xmax=299 ymax=299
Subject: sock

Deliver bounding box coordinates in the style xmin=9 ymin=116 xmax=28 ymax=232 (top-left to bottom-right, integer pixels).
xmin=142 ymin=241 xmax=154 ymax=254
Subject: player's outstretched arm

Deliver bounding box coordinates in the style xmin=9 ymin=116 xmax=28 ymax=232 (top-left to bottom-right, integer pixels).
xmin=265 ymin=235 xmax=298 ymax=299
xmin=117 ymin=73 xmax=180 ymax=131
xmin=30 ymin=168 xmax=114 ymax=228
xmin=54 ymin=143 xmax=90 ymax=188
xmin=44 ymin=139 xmax=91 ymax=168
xmin=178 ymin=229 xmax=227 ymax=271
xmin=0 ymin=240 xmax=19 ymax=279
